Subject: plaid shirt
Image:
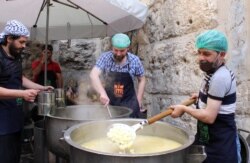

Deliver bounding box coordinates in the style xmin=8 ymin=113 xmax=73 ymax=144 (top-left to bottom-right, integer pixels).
xmin=95 ymin=51 xmax=144 ymax=80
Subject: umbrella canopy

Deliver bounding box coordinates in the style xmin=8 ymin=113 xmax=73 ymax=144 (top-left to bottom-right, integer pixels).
xmin=0 ymin=0 xmax=148 ymax=41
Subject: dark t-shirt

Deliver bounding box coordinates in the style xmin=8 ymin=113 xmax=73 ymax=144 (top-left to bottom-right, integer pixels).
xmin=0 ymin=46 xmax=24 ymax=135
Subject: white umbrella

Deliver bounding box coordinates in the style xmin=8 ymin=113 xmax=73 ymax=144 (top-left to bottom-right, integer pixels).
xmin=0 ymin=0 xmax=148 ymax=41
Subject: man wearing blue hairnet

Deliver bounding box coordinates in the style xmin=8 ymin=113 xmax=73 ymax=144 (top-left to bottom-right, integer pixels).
xmin=0 ymin=20 xmax=53 ymax=163
xmin=170 ymin=30 xmax=240 ymax=163
xmin=90 ymin=33 xmax=146 ymax=118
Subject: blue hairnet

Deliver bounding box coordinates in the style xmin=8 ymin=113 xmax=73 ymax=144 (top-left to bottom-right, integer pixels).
xmin=195 ymin=30 xmax=228 ymax=52
xmin=111 ymin=33 xmax=130 ymax=49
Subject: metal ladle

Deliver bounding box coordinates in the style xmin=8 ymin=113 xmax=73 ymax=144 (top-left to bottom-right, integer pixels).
xmin=107 ymin=98 xmax=196 ymax=149
xmin=106 ymin=105 xmax=112 ymax=118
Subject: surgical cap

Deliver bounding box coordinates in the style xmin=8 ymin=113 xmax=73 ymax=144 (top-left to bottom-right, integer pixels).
xmin=0 ymin=20 xmax=30 ymax=42
xmin=111 ymin=33 xmax=131 ymax=49
xmin=195 ymin=30 xmax=228 ymax=52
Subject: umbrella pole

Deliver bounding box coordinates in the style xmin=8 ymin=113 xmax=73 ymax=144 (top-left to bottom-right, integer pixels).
xmin=44 ymin=0 xmax=50 ymax=86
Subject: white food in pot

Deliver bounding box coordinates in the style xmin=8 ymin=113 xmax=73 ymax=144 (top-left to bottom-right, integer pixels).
xmin=107 ymin=123 xmax=136 ymax=150
xmin=81 ymin=135 xmax=182 ymax=154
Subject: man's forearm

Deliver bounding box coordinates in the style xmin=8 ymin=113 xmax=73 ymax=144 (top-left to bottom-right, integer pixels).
xmin=22 ymin=76 xmax=44 ymax=90
xmin=56 ymin=79 xmax=63 ymax=88
xmin=0 ymin=87 xmax=25 ymax=99
xmin=89 ymin=67 xmax=106 ymax=96
xmin=90 ymin=76 xmax=106 ymax=95
xmin=56 ymin=73 xmax=63 ymax=88
xmin=137 ymin=76 xmax=146 ymax=105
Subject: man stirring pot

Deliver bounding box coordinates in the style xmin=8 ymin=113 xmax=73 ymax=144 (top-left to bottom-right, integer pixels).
xmin=90 ymin=33 xmax=146 ymax=118
xmin=170 ymin=30 xmax=241 ymax=163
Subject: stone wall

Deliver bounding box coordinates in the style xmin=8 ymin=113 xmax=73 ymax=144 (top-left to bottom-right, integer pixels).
xmin=138 ymin=0 xmax=250 ymax=130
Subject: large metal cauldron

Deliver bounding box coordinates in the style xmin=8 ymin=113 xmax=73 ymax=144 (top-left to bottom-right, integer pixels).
xmin=64 ymin=119 xmax=196 ymax=163
xmin=45 ymin=105 xmax=132 ymax=160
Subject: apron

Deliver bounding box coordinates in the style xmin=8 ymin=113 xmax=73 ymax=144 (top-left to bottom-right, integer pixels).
xmin=195 ymin=73 xmax=238 ymax=163
xmin=104 ymin=63 xmax=140 ymax=118
xmin=37 ymin=70 xmax=57 ymax=88
xmin=195 ymin=113 xmax=237 ymax=163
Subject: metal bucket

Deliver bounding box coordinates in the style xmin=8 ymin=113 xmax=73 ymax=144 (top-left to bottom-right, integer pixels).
xmin=64 ymin=119 xmax=198 ymax=163
xmin=37 ymin=91 xmax=55 ymax=115
xmin=54 ymin=88 xmax=65 ymax=108
xmin=45 ymin=105 xmax=132 ymax=160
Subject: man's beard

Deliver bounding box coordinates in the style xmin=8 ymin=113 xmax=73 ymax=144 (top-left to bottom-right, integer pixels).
xmin=199 ymin=61 xmax=217 ymax=74
xmin=114 ymin=55 xmax=125 ymax=62
xmin=9 ymin=42 xmax=23 ymax=58
xmin=199 ymin=53 xmax=221 ymax=74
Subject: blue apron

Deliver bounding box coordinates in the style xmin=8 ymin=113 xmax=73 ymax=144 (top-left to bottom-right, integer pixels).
xmin=196 ymin=113 xmax=237 ymax=163
xmin=195 ymin=77 xmax=238 ymax=162
xmin=104 ymin=64 xmax=140 ymax=118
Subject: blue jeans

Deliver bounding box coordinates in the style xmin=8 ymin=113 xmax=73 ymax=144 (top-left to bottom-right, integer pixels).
xmin=236 ymin=133 xmax=242 ymax=163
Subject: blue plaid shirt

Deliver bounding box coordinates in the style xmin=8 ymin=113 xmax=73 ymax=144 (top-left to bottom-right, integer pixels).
xmin=95 ymin=51 xmax=144 ymax=80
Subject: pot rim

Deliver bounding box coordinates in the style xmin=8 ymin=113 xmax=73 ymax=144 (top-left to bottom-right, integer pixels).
xmin=47 ymin=105 xmax=133 ymax=120
xmin=64 ymin=119 xmax=195 ymax=157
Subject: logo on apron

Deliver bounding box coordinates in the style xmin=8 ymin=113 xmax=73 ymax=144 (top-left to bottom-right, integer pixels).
xmin=114 ymin=82 xmax=124 ymax=98
xmin=16 ymin=97 xmax=23 ymax=106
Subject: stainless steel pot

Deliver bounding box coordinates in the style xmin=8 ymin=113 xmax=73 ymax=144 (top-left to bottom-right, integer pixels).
xmin=45 ymin=105 xmax=132 ymax=159
xmin=64 ymin=119 xmax=200 ymax=163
